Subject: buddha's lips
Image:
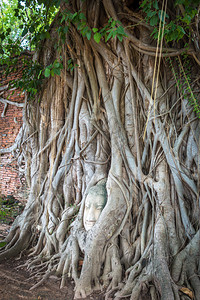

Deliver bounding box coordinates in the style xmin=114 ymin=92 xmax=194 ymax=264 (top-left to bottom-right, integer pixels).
xmin=85 ymin=221 xmax=96 ymax=227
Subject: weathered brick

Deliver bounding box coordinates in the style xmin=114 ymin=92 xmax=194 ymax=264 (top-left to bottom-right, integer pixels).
xmin=0 ymin=53 xmax=31 ymax=201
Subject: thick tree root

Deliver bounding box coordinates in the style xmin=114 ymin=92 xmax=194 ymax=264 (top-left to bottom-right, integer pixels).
xmin=1 ymin=1 xmax=200 ymax=299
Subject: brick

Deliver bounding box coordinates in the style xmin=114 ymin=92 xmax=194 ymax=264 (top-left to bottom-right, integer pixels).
xmin=0 ymin=53 xmax=30 ymax=201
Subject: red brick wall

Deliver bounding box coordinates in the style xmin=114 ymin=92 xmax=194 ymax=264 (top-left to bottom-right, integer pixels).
xmin=0 ymin=58 xmax=27 ymax=201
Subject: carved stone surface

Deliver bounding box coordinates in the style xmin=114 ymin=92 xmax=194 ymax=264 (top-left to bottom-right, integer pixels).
xmin=83 ymin=179 xmax=107 ymax=231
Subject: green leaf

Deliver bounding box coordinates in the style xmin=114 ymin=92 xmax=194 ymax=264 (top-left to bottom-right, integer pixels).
xmin=0 ymin=242 xmax=7 ymax=248
xmin=14 ymin=8 xmax=19 ymax=17
xmin=147 ymin=10 xmax=157 ymax=18
xmin=79 ymin=13 xmax=86 ymax=20
xmin=151 ymin=27 xmax=159 ymax=39
xmin=81 ymin=26 xmax=89 ymax=35
xmin=38 ymin=70 xmax=43 ymax=79
xmin=6 ymin=28 xmax=11 ymax=34
xmin=64 ymin=26 xmax=69 ymax=33
xmin=67 ymin=63 xmax=73 ymax=71
xmin=72 ymin=12 xmax=78 ymax=21
xmin=54 ymin=0 xmax=61 ymax=8
xmin=54 ymin=68 xmax=61 ymax=75
xmin=40 ymin=32 xmax=47 ymax=40
xmin=177 ymin=26 xmax=186 ymax=35
xmin=0 ymin=33 xmax=5 ymax=40
xmin=167 ymin=30 xmax=179 ymax=42
xmin=92 ymin=28 xmax=98 ymax=33
xmin=54 ymin=62 xmax=60 ymax=68
xmin=105 ymin=31 xmax=113 ymax=42
xmin=29 ymin=26 xmax=34 ymax=33
xmin=86 ymin=30 xmax=91 ymax=40
xmin=51 ymin=69 xmax=55 ymax=77
xmin=44 ymin=68 xmax=51 ymax=77
xmin=94 ymin=32 xmax=101 ymax=43
xmin=175 ymin=0 xmax=185 ymax=4
xmin=45 ymin=32 xmax=51 ymax=39
xmin=117 ymin=26 xmax=125 ymax=35
xmin=77 ymin=23 xmax=84 ymax=31
xmin=31 ymin=88 xmax=37 ymax=95
xmin=111 ymin=20 xmax=116 ymax=28
xmin=153 ymin=1 xmax=159 ymax=10
xmin=22 ymin=27 xmax=28 ymax=37
xmin=140 ymin=0 xmax=148 ymax=8
xmin=100 ymin=26 xmax=107 ymax=34
xmin=150 ymin=15 xmax=159 ymax=26
xmin=117 ymin=34 xmax=123 ymax=42
xmin=112 ymin=31 xmax=117 ymax=38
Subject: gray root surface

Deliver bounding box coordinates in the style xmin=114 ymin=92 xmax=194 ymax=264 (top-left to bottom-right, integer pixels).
xmin=1 ymin=1 xmax=200 ymax=299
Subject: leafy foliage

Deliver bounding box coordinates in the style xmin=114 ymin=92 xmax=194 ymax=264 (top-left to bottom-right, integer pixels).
xmin=0 ymin=0 xmax=58 ymax=57
xmin=92 ymin=18 xmax=127 ymax=43
xmin=0 ymin=196 xmax=24 ymax=225
xmin=44 ymin=59 xmax=63 ymax=78
xmin=59 ymin=10 xmax=127 ymax=44
xmin=0 ymin=0 xmax=24 ymax=57
xmin=0 ymin=0 xmax=59 ymax=98
xmin=59 ymin=10 xmax=92 ymax=41
xmin=140 ymin=0 xmax=199 ymax=42
xmin=168 ymin=56 xmax=200 ymax=117
xmin=0 ymin=1 xmax=127 ymax=98
xmin=1 ymin=55 xmax=44 ymax=98
xmin=140 ymin=0 xmax=200 ymax=117
xmin=0 ymin=0 xmax=199 ymax=112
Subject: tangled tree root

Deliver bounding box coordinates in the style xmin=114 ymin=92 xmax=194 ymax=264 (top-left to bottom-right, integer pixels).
xmin=1 ymin=0 xmax=200 ymax=299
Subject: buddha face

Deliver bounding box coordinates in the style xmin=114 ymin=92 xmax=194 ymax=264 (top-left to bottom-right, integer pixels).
xmin=83 ymin=193 xmax=107 ymax=231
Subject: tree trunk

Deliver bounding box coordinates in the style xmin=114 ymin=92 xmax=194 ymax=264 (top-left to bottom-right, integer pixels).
xmin=1 ymin=1 xmax=200 ymax=299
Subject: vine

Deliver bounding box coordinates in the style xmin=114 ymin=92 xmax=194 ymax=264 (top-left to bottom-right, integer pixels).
xmin=168 ymin=55 xmax=200 ymax=117
xmin=140 ymin=0 xmax=199 ymax=42
xmin=140 ymin=0 xmax=200 ymax=117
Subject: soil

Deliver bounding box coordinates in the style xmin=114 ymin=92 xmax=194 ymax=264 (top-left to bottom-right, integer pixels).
xmin=0 ymin=257 xmax=74 ymax=300
xmin=0 ymin=224 xmax=105 ymax=300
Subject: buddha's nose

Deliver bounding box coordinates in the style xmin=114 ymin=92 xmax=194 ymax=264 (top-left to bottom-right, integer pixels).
xmin=87 ymin=206 xmax=96 ymax=222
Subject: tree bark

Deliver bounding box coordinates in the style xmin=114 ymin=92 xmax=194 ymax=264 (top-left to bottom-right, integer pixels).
xmin=1 ymin=1 xmax=200 ymax=299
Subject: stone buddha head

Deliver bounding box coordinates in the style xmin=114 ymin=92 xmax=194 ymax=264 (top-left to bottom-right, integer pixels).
xmin=83 ymin=181 xmax=107 ymax=231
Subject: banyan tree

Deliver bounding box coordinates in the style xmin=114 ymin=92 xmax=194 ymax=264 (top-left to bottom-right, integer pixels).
xmin=1 ymin=0 xmax=200 ymax=299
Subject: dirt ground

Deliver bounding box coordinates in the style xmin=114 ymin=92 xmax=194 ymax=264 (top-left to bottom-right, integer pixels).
xmin=0 ymin=224 xmax=105 ymax=300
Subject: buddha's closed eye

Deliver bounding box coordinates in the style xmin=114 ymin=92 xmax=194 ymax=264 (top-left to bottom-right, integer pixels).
xmin=96 ymin=206 xmax=103 ymax=210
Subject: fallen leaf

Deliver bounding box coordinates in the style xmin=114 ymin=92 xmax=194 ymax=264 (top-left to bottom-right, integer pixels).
xmin=180 ymin=287 xmax=193 ymax=299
